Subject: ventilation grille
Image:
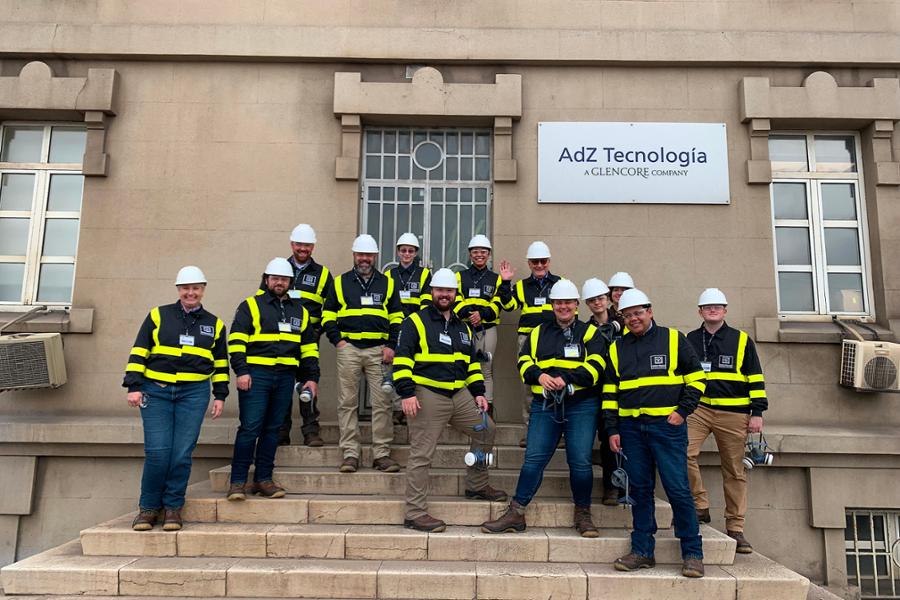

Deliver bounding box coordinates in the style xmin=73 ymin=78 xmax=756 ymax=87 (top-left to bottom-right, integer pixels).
xmin=864 ymin=356 xmax=898 ymax=390
xmin=841 ymin=340 xmax=857 ymax=387
xmin=0 ymin=340 xmax=50 ymax=388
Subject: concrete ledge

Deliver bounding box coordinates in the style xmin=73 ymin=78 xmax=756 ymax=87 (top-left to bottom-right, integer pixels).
xmin=0 ymin=308 xmax=94 ymax=334
xmin=753 ymin=317 xmax=894 ymax=344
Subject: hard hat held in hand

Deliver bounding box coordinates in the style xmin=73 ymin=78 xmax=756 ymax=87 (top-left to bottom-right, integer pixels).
xmin=175 ymin=266 xmax=207 ymax=286
xmin=430 ymin=268 xmax=458 ymax=289
xmin=526 ymin=241 xmax=551 ymax=260
xmin=290 ymin=223 xmax=317 ymax=244
xmin=468 ymin=234 xmax=492 ymax=250
xmin=582 ymin=278 xmax=610 ymax=300
xmin=352 ymin=234 xmax=379 ymax=253
xmin=618 ymin=288 xmax=651 ymax=311
xmin=264 ymin=257 xmax=294 ymax=277
xmin=608 ymin=272 xmax=635 ymax=289
xmin=396 ymin=232 xmax=420 ymax=248
xmin=549 ymin=279 xmax=579 ymax=300
xmin=698 ymin=288 xmax=728 ymax=306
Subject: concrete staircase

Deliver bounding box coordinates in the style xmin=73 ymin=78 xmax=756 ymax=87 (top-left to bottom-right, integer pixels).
xmin=1 ymin=423 xmax=809 ymax=599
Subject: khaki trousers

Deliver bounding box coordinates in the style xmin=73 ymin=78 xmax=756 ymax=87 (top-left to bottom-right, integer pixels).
xmin=687 ymin=404 xmax=750 ymax=532
xmin=405 ymin=386 xmax=495 ymax=519
xmin=475 ymin=326 xmax=498 ymax=404
xmin=336 ymin=344 xmax=393 ymax=461
xmin=517 ymin=333 xmax=533 ymax=424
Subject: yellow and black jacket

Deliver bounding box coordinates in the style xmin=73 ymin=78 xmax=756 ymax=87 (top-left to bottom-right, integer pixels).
xmin=588 ymin=312 xmax=627 ymax=347
xmin=518 ymin=318 xmax=607 ymax=401
xmin=386 ymin=263 xmax=432 ymax=317
xmin=228 ymin=290 xmax=320 ymax=381
xmin=602 ymin=322 xmax=706 ymax=436
xmin=500 ymin=273 xmax=563 ymax=335
xmin=393 ymin=305 xmax=486 ymax=399
xmin=124 ymin=302 xmax=230 ymax=399
xmin=257 ymin=257 xmax=333 ymax=330
xmin=686 ymin=322 xmax=767 ymax=416
xmin=454 ymin=266 xmax=504 ymax=329
xmin=322 ymin=269 xmax=404 ymax=349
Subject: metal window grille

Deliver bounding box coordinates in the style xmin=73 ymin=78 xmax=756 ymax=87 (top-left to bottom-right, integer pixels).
xmin=845 ymin=509 xmax=900 ymax=598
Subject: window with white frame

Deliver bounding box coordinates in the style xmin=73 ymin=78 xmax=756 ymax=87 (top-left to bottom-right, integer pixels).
xmin=768 ymin=133 xmax=872 ymax=316
xmin=0 ymin=123 xmax=86 ymax=306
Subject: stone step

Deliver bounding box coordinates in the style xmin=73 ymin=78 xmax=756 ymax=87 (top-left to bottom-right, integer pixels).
xmin=275 ymin=444 xmax=576 ymax=470
xmin=80 ymin=518 xmax=736 ymax=565
xmin=290 ymin=423 xmax=530 ymax=447
xmin=208 ymin=465 xmax=607 ymax=499
xmin=1 ymin=540 xmax=809 ymax=599
xmin=182 ymin=481 xmax=673 ymax=529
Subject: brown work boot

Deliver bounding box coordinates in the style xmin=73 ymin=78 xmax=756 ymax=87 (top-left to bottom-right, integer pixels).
xmin=614 ymin=553 xmax=656 ymax=571
xmin=339 ymin=456 xmax=359 ymax=473
xmin=226 ymin=482 xmax=247 ymax=501
xmin=404 ymin=513 xmax=447 ymax=532
xmin=161 ymin=508 xmax=182 ymax=531
xmin=372 ymin=456 xmax=400 ymax=473
xmin=574 ymin=506 xmax=600 ymax=538
xmin=304 ymin=433 xmax=324 ymax=447
xmin=682 ymin=558 xmax=705 ymax=578
xmin=602 ymin=487 xmax=619 ymax=507
xmin=727 ymin=530 xmax=753 ymax=554
xmin=132 ymin=509 xmax=160 ymax=531
xmin=480 ymin=501 xmax=527 ymax=533
xmin=696 ymin=507 xmax=711 ymax=523
xmin=252 ymin=480 xmax=286 ymax=498
xmin=464 ymin=485 xmax=508 ymax=502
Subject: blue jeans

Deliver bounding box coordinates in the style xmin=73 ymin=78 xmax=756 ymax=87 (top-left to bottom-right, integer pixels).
xmin=230 ymin=367 xmax=294 ymax=484
xmin=619 ymin=418 xmax=703 ymax=560
xmin=139 ymin=379 xmax=211 ymax=510
xmin=513 ymin=395 xmax=599 ymax=508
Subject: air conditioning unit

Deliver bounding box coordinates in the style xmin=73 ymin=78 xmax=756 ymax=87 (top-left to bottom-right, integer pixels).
xmin=840 ymin=339 xmax=900 ymax=393
xmin=0 ymin=333 xmax=67 ymax=391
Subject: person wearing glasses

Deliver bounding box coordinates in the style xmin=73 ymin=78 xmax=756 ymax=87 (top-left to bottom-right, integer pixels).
xmin=481 ymin=280 xmax=607 ymax=537
xmin=686 ymin=288 xmax=767 ymax=555
xmin=602 ymin=289 xmax=707 ymax=578
xmin=498 ymin=241 xmax=564 ymax=447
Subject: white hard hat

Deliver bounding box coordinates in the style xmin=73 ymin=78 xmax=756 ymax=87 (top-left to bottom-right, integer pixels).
xmin=290 ymin=223 xmax=317 ymax=244
xmin=468 ymin=234 xmax=492 ymax=250
xmin=430 ymin=268 xmax=458 ymax=289
xmin=175 ymin=265 xmax=207 ymax=286
xmin=548 ymin=279 xmax=579 ymax=300
xmin=351 ymin=234 xmax=379 ymax=253
xmin=526 ymin=241 xmax=551 ymax=260
xmin=264 ymin=257 xmax=294 ymax=278
xmin=618 ymin=288 xmax=651 ymax=311
xmin=698 ymin=288 xmax=728 ymax=306
xmin=608 ymin=272 xmax=635 ymax=289
xmin=582 ymin=278 xmax=610 ymax=300
xmin=396 ymin=232 xmax=420 ymax=249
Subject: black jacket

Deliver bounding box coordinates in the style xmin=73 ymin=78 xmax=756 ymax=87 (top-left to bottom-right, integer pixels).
xmin=454 ymin=266 xmax=504 ymax=329
xmin=322 ymin=269 xmax=404 ymax=349
xmin=500 ymin=273 xmax=563 ymax=335
xmin=386 ymin=263 xmax=432 ymax=317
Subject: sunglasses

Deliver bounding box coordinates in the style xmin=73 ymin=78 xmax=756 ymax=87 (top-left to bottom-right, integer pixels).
xmin=528 ymin=259 xmax=549 ymax=265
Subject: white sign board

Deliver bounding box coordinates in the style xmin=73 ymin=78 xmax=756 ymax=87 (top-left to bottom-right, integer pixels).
xmin=537 ymin=122 xmax=730 ymax=204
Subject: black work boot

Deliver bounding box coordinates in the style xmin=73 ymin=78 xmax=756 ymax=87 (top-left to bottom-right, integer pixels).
xmin=574 ymin=505 xmax=599 ymax=538
xmin=696 ymin=507 xmax=711 ymax=523
xmin=480 ymin=501 xmax=526 ymax=533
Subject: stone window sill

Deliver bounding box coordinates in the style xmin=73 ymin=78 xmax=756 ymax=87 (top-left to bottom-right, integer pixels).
xmin=0 ymin=308 xmax=93 ymax=334
xmin=754 ymin=317 xmax=895 ymax=344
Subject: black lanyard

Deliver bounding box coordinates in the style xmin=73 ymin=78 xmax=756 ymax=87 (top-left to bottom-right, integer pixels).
xmin=700 ymin=328 xmax=716 ymax=362
xmin=468 ymin=267 xmax=489 ymax=290
xmin=397 ymin=265 xmax=417 ymax=290
xmin=354 ymin=270 xmax=375 ymax=296
xmin=180 ymin=309 xmax=200 ymax=336
xmin=533 ymin=276 xmax=550 ymax=299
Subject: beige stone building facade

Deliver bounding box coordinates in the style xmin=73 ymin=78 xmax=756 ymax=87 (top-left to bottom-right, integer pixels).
xmin=0 ymin=1 xmax=899 ymax=596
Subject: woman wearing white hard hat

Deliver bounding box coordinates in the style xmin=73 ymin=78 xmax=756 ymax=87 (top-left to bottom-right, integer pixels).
xmin=607 ymin=271 xmax=635 ymax=312
xmin=124 ymin=266 xmax=229 ymax=532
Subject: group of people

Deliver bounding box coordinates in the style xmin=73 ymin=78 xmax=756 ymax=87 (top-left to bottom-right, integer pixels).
xmin=123 ymin=224 xmax=768 ymax=580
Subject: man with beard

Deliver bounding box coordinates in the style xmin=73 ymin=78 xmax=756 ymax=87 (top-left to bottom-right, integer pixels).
xmin=394 ymin=268 xmax=508 ymax=532
xmin=226 ymin=258 xmax=320 ymax=501
xmin=322 ymin=234 xmax=404 ymax=473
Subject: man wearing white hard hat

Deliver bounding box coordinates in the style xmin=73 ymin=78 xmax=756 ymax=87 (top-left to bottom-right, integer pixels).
xmin=385 ymin=233 xmax=433 ymax=425
xmin=607 ymin=271 xmax=635 ymax=313
xmin=482 ymin=280 xmax=606 ymax=537
xmin=582 ymin=277 xmax=625 ymax=506
xmin=276 ymin=223 xmax=334 ymax=448
xmin=686 ymin=288 xmax=767 ymax=555
xmin=226 ymin=258 xmax=320 ymax=501
xmin=394 ymin=268 xmax=508 ymax=532
xmin=453 ymin=234 xmax=505 ymax=414
xmin=124 ymin=266 xmax=229 ymax=532
xmin=602 ymin=289 xmax=707 ymax=578
xmin=497 ymin=241 xmax=564 ymax=446
xmin=322 ymin=234 xmax=404 ymax=474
